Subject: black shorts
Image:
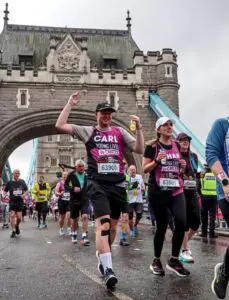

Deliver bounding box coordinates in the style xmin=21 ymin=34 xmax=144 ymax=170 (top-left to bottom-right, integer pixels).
xmin=122 ymin=202 xmax=130 ymax=214
xmin=35 ymin=202 xmax=49 ymax=213
xmin=128 ymin=203 xmax=144 ymax=215
xmin=9 ymin=203 xmax=23 ymax=212
xmin=70 ymin=200 xmax=89 ymax=219
xmin=87 ymin=180 xmax=127 ymax=220
xmin=184 ymin=190 xmax=200 ymax=231
xmin=58 ymin=200 xmax=70 ymax=215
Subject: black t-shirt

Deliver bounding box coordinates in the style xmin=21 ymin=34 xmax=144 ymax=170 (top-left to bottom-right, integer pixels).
xmin=180 ymin=151 xmax=198 ymax=177
xmin=144 ymin=142 xmax=177 ymax=190
xmin=5 ymin=179 xmax=28 ymax=205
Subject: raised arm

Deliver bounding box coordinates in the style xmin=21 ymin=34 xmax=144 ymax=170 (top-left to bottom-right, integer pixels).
xmin=55 ymin=92 xmax=80 ymax=134
xmin=130 ymin=115 xmax=144 ymax=154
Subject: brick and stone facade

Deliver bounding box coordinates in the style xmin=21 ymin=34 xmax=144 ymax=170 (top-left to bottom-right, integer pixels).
xmin=0 ymin=4 xmax=180 ymax=183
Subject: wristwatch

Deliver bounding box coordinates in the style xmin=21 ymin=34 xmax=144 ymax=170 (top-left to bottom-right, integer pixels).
xmin=222 ymin=178 xmax=229 ymax=186
xmin=217 ymin=172 xmax=229 ymax=186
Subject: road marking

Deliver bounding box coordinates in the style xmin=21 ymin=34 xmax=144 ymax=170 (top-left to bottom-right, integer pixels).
xmin=62 ymin=254 xmax=134 ymax=300
xmin=134 ymin=248 xmax=141 ymax=251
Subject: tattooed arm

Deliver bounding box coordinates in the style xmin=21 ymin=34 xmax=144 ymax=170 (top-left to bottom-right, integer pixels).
xmin=55 ymin=92 xmax=80 ymax=134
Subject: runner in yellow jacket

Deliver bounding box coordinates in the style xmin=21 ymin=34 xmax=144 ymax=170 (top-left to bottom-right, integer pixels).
xmin=32 ymin=176 xmax=51 ymax=229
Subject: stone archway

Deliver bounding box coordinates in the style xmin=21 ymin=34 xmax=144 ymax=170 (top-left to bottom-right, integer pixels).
xmin=0 ymin=109 xmax=142 ymax=175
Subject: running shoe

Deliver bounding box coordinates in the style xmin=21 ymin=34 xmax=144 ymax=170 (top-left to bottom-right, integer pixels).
xmin=71 ymin=233 xmax=77 ymax=244
xmin=166 ymin=258 xmax=190 ymax=277
xmin=104 ymin=268 xmax=118 ymax=290
xmin=80 ymin=236 xmax=90 ymax=246
xmin=59 ymin=228 xmax=65 ymax=236
xmin=15 ymin=224 xmax=20 ymax=235
xmin=10 ymin=231 xmax=16 ymax=238
xmin=66 ymin=227 xmax=72 ymax=236
xmin=179 ymin=250 xmax=194 ymax=263
xmin=37 ymin=224 xmax=41 ymax=229
xmin=119 ymin=239 xmax=130 ymax=246
xmin=40 ymin=223 xmax=47 ymax=229
xmin=96 ymin=250 xmax=104 ymax=276
xmin=2 ymin=224 xmax=9 ymax=229
xmin=211 ymin=263 xmax=228 ymax=299
xmin=150 ymin=258 xmax=165 ymax=276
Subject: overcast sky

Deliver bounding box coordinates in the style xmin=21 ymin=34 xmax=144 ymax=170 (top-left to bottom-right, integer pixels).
xmin=1 ymin=0 xmax=228 ymax=178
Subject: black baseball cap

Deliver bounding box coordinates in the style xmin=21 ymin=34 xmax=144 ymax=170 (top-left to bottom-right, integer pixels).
xmin=177 ymin=132 xmax=192 ymax=141
xmin=95 ymin=102 xmax=116 ymax=113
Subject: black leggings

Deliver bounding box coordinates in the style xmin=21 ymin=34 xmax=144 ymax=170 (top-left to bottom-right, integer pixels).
xmin=184 ymin=190 xmax=200 ymax=231
xmin=148 ymin=190 xmax=186 ymax=258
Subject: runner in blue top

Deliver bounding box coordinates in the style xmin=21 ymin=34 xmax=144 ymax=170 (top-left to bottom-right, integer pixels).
xmin=206 ymin=117 xmax=229 ymax=299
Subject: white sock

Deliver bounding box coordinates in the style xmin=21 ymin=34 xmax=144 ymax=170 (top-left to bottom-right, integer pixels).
xmin=82 ymin=232 xmax=87 ymax=238
xmin=100 ymin=252 xmax=112 ymax=271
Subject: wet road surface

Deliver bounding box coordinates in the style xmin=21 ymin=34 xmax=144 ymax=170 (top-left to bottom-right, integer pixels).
xmin=0 ymin=216 xmax=227 ymax=300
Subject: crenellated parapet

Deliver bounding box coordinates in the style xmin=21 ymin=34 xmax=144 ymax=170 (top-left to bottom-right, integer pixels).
xmin=0 ymin=64 xmax=137 ymax=84
xmin=133 ymin=48 xmax=177 ymax=65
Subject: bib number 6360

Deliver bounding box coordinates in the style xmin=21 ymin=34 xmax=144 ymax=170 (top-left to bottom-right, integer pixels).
xmin=98 ymin=163 xmax=120 ymax=173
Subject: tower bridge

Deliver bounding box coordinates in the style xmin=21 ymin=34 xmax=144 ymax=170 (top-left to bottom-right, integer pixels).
xmin=0 ymin=3 xmax=195 ymax=186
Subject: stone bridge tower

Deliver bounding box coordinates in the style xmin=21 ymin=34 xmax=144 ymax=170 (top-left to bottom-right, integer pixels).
xmin=0 ymin=3 xmax=180 ymax=183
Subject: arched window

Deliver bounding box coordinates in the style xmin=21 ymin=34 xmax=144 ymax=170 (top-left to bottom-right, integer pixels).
xmin=20 ymin=91 xmax=26 ymax=106
xmin=51 ymin=158 xmax=57 ymax=166
xmin=59 ymin=155 xmax=71 ymax=165
xmin=106 ymin=91 xmax=119 ymax=110
xmin=16 ymin=89 xmax=30 ymax=108
xmin=165 ymin=65 xmax=173 ymax=78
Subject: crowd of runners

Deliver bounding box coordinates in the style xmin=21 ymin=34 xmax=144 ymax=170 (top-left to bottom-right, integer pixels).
xmin=0 ymin=91 xmax=228 ymax=299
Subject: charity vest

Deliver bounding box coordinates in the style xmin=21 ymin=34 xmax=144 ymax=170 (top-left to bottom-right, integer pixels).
xmin=155 ymin=141 xmax=183 ymax=196
xmin=32 ymin=183 xmax=50 ymax=202
xmin=85 ymin=127 xmax=125 ymax=183
xmin=59 ymin=181 xmax=70 ymax=202
xmin=201 ymin=172 xmax=217 ymax=196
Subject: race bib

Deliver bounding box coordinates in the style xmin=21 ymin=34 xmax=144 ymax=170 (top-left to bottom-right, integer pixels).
xmin=13 ymin=189 xmax=22 ymax=196
xmin=159 ymin=178 xmax=180 ymax=188
xmin=39 ymin=195 xmax=46 ymax=200
xmin=98 ymin=163 xmax=120 ymax=174
xmin=62 ymin=192 xmax=70 ymax=201
xmin=184 ymin=180 xmax=197 ymax=188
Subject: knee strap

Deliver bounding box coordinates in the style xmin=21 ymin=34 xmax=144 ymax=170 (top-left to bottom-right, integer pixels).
xmin=100 ymin=218 xmax=111 ymax=236
xmin=101 ymin=229 xmax=110 ymax=236
xmin=100 ymin=218 xmax=110 ymax=225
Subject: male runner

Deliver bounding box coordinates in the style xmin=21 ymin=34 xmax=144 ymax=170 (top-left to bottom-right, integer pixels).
xmin=206 ymin=117 xmax=229 ymax=299
xmin=65 ymin=159 xmax=90 ymax=245
xmin=5 ymin=169 xmax=28 ymax=238
xmin=56 ymin=91 xmax=144 ymax=289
